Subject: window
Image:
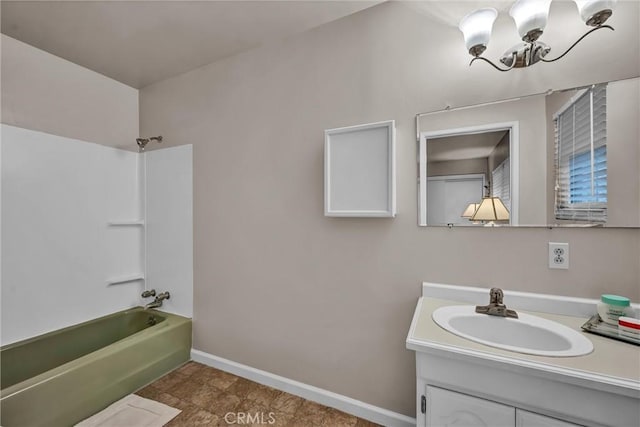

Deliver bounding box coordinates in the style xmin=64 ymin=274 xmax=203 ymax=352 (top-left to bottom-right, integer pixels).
xmin=570 ymin=145 xmax=607 ymax=204
xmin=554 ymin=84 xmax=607 ymax=222
xmin=491 ymin=157 xmax=510 ymax=213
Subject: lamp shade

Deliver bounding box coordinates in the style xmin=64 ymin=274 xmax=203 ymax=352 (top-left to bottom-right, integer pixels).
xmin=459 ymin=8 xmax=498 ymax=56
xmin=470 ymin=197 xmax=510 ymax=222
xmin=574 ymin=0 xmax=617 ymax=25
xmin=461 ymin=203 xmax=480 ymax=218
xmin=509 ymin=0 xmax=552 ymax=42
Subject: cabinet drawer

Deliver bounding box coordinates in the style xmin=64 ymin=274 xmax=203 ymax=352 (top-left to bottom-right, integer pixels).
xmin=426 ymin=386 xmax=515 ymax=427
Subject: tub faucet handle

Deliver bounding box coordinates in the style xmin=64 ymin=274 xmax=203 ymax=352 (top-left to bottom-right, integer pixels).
xmin=141 ymin=289 xmax=156 ymax=298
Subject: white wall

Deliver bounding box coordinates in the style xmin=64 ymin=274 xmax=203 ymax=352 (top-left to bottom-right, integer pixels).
xmin=146 ymin=145 xmax=194 ymax=318
xmin=1 ymin=125 xmax=143 ymax=345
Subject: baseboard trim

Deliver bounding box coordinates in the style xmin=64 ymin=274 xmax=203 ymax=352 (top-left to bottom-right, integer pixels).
xmin=191 ymin=349 xmax=416 ymax=427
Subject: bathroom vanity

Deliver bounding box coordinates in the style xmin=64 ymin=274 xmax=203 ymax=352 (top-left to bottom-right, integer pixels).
xmin=406 ymin=283 xmax=640 ymax=427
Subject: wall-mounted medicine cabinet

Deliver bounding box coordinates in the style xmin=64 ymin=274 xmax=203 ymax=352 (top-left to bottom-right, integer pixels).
xmin=324 ymin=120 xmax=396 ymax=217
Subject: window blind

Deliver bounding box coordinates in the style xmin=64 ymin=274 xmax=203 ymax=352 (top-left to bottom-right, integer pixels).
xmin=554 ymin=84 xmax=607 ymax=222
xmin=491 ymin=157 xmax=510 ymax=212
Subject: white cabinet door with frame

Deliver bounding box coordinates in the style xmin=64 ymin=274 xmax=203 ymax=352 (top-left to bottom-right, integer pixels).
xmin=324 ymin=120 xmax=396 ymax=217
xmin=426 ymin=386 xmax=515 ymax=427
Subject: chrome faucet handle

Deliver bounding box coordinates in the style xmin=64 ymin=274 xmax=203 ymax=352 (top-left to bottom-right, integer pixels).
xmin=141 ymin=289 xmax=156 ymax=298
xmin=158 ymin=291 xmax=170 ymax=300
xmin=476 ymin=288 xmax=518 ymax=318
xmin=144 ymin=291 xmax=170 ymax=309
xmin=489 ymin=288 xmax=504 ymax=305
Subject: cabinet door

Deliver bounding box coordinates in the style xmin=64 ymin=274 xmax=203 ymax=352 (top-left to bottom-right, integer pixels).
xmin=324 ymin=120 xmax=396 ymax=217
xmin=426 ymin=386 xmax=515 ymax=427
xmin=516 ymin=410 xmax=582 ymax=427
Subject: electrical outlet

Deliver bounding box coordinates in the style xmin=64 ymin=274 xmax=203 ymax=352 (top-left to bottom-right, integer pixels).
xmin=549 ymin=242 xmax=569 ymax=269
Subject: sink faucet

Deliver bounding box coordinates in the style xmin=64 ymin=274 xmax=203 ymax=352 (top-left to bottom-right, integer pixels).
xmin=144 ymin=291 xmax=170 ymax=309
xmin=475 ymin=288 xmax=518 ymax=318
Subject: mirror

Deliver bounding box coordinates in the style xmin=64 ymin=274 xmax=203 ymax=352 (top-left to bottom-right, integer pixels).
xmin=418 ymin=77 xmax=640 ymax=228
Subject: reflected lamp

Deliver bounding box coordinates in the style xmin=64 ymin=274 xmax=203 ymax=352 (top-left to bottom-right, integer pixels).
xmin=461 ymin=203 xmax=481 ymax=219
xmin=470 ymin=196 xmax=510 ymax=224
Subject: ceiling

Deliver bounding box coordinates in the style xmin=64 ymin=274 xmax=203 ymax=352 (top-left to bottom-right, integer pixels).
xmin=400 ymin=0 xmax=512 ymax=27
xmin=1 ymin=0 xmax=382 ymax=89
xmin=427 ymin=131 xmax=508 ymax=162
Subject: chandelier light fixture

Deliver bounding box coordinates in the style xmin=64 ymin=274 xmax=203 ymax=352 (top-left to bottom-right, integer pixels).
xmin=459 ymin=0 xmax=617 ymax=71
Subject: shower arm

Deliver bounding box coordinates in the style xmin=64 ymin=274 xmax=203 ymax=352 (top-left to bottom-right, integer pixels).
xmin=136 ymin=136 xmax=163 ymax=152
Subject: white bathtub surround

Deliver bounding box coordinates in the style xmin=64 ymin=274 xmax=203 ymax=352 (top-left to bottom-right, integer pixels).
xmin=1 ymin=125 xmax=141 ymax=344
xmin=0 ymin=124 xmax=193 ymax=345
xmin=407 ymin=283 xmax=640 ymax=427
xmin=145 ymin=145 xmax=193 ymax=318
xmin=191 ymin=349 xmax=416 ymax=427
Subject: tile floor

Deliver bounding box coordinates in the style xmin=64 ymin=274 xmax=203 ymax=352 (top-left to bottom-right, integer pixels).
xmin=136 ymin=361 xmax=381 ymax=426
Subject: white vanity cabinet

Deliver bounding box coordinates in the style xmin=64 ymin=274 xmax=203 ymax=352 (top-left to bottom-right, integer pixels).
xmin=408 ymin=284 xmax=640 ymax=427
xmin=425 ymin=386 xmax=581 ymax=427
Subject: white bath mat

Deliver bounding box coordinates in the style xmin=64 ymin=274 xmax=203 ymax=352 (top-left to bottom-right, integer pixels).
xmin=75 ymin=394 xmax=180 ymax=427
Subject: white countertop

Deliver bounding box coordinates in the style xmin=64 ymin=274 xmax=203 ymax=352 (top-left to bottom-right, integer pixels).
xmin=407 ymin=296 xmax=640 ymax=395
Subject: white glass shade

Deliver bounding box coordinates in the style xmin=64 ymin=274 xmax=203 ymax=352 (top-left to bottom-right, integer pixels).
xmin=509 ymin=0 xmax=552 ymax=41
xmin=461 ymin=203 xmax=480 ymax=218
xmin=459 ymin=8 xmax=498 ymax=53
xmin=574 ymin=0 xmax=617 ymax=24
xmin=470 ymin=197 xmax=510 ymax=221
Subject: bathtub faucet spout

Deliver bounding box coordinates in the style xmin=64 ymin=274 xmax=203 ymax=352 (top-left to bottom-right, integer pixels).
xmin=145 ymin=291 xmax=170 ymax=309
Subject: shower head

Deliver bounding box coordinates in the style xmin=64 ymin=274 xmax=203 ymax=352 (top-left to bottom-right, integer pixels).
xmin=136 ymin=136 xmax=163 ymax=152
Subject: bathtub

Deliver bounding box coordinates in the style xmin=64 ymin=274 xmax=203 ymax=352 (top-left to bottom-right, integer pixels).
xmin=1 ymin=307 xmax=192 ymax=427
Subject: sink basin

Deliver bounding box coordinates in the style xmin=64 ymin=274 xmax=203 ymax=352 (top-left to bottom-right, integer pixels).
xmin=432 ymin=305 xmax=593 ymax=357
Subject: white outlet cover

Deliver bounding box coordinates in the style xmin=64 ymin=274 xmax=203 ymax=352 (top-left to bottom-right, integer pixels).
xmin=549 ymin=242 xmax=569 ymax=269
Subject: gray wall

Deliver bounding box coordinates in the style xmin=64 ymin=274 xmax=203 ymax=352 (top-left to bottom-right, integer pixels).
xmin=488 ymin=133 xmax=509 ymax=177
xmin=596 ymin=78 xmax=640 ymax=226
xmin=1 ymin=35 xmax=139 ymax=148
xmin=134 ymin=1 xmax=640 ymax=417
